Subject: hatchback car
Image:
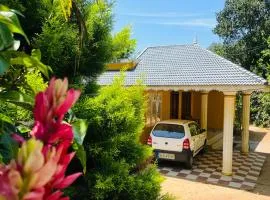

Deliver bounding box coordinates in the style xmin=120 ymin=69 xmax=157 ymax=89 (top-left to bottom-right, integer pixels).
xmin=147 ymin=119 xmax=207 ymax=168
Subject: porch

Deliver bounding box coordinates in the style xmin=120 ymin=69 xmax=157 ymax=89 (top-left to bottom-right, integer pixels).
xmin=144 ymin=89 xmax=253 ymax=176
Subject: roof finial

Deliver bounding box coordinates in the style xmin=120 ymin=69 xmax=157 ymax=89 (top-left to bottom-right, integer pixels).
xmin=193 ymin=33 xmax=198 ymax=44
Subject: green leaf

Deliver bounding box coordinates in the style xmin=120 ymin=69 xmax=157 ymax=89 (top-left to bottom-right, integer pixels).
xmin=0 ymin=113 xmax=14 ymax=125
xmin=17 ymin=124 xmax=31 ymax=134
xmin=0 ymin=113 xmax=18 ymax=164
xmin=0 ymin=54 xmax=10 ymax=74
xmin=72 ymin=119 xmax=88 ymax=173
xmin=72 ymin=141 xmax=87 ymax=174
xmin=0 ymin=23 xmax=13 ymax=50
xmin=31 ymin=49 xmax=41 ymax=60
xmin=0 ymin=132 xmax=18 ymax=164
xmin=10 ymin=51 xmax=51 ymax=78
xmin=72 ymin=119 xmax=88 ymax=145
xmin=0 ymin=90 xmax=34 ymax=110
xmin=0 ymin=5 xmax=10 ymax=12
xmin=0 ymin=10 xmax=29 ymax=43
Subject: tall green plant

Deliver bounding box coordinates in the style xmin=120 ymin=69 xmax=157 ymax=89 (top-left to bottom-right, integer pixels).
xmin=73 ymin=74 xmax=163 ymax=200
xmin=0 ymin=5 xmax=50 ymax=129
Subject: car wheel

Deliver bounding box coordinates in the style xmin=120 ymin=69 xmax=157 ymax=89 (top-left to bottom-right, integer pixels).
xmin=185 ymin=155 xmax=193 ymax=169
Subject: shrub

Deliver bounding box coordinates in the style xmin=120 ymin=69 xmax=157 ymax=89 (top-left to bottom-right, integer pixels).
xmin=73 ymin=74 xmax=163 ymax=200
xmin=251 ymin=92 xmax=270 ymax=127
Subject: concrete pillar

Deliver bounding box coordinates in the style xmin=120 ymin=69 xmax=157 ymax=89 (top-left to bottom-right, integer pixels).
xmin=222 ymin=92 xmax=236 ymax=176
xmin=178 ymin=91 xmax=182 ymax=119
xmin=242 ymin=92 xmax=251 ymax=154
xmin=200 ymin=92 xmax=208 ymax=130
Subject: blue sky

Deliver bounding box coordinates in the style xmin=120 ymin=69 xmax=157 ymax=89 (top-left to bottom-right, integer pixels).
xmin=113 ymin=0 xmax=225 ymax=53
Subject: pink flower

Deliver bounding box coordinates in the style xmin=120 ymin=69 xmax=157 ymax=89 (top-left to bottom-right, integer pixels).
xmin=30 ymin=78 xmax=81 ymax=199
xmin=0 ymin=139 xmax=58 ymax=200
xmin=31 ymin=78 xmax=80 ymax=148
xmin=0 ymin=78 xmax=82 ymax=200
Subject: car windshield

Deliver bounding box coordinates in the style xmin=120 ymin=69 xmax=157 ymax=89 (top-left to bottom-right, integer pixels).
xmin=152 ymin=123 xmax=185 ymax=139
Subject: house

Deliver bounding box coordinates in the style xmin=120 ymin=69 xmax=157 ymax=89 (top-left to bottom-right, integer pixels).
xmin=98 ymin=44 xmax=269 ymax=176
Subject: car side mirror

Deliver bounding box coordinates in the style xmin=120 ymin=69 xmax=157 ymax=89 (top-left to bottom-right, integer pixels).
xmin=200 ymin=129 xmax=206 ymax=133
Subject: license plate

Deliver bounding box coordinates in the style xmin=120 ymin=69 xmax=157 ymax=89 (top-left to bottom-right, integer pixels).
xmin=158 ymin=153 xmax=175 ymax=160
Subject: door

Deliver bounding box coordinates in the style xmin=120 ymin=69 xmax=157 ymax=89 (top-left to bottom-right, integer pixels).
xmin=182 ymin=92 xmax=191 ymax=119
xmin=170 ymin=92 xmax=179 ymax=119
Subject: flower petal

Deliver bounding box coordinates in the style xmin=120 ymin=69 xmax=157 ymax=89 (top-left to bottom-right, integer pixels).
xmin=56 ymin=89 xmax=80 ymax=118
xmin=54 ymin=173 xmax=82 ymax=189
xmin=11 ymin=134 xmax=25 ymax=145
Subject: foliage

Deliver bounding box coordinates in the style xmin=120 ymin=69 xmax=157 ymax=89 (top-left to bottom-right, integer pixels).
xmin=213 ymin=0 xmax=270 ymax=127
xmin=0 ymin=5 xmax=50 ymax=135
xmin=234 ymin=93 xmax=242 ymax=134
xmin=73 ymin=74 xmax=162 ymax=200
xmin=214 ymin=0 xmax=270 ymax=73
xmin=208 ymin=43 xmax=226 ymax=57
xmin=0 ymin=0 xmax=49 ymax=45
xmin=34 ymin=17 xmax=79 ymax=79
xmin=251 ymin=92 xmax=270 ymax=127
xmin=24 ymin=70 xmax=47 ymax=94
xmin=0 ymin=78 xmax=82 ymax=200
xmin=111 ymin=25 xmax=137 ymax=61
xmin=0 ymin=4 xmax=28 ymax=73
xmin=34 ymin=0 xmax=136 ymax=85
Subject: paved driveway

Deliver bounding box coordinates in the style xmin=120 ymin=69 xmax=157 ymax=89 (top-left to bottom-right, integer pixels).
xmin=158 ymin=150 xmax=265 ymax=190
xmin=161 ymin=126 xmax=270 ymax=200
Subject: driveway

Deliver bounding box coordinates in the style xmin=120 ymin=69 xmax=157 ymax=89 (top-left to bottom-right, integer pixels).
xmin=161 ymin=126 xmax=270 ymax=200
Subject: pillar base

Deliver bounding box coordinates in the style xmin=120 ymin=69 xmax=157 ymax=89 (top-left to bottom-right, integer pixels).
xmin=241 ymin=151 xmax=249 ymax=156
xmin=222 ymin=171 xmax=233 ymax=176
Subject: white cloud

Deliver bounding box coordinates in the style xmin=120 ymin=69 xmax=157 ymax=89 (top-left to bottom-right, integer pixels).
xmin=119 ymin=12 xmax=207 ymax=18
xmin=154 ymin=18 xmax=217 ymax=28
xmin=118 ymin=12 xmax=216 ymax=28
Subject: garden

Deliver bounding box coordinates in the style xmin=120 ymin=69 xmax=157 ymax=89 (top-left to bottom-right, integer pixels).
xmin=1 ymin=0 xmax=270 ymax=200
xmin=0 ymin=1 xmax=171 ymax=199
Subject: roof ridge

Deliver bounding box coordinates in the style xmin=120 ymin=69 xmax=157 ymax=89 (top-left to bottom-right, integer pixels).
xmin=146 ymin=43 xmax=195 ymax=49
xmin=202 ymin=47 xmax=267 ymax=84
xmin=136 ymin=43 xmax=198 ymax=59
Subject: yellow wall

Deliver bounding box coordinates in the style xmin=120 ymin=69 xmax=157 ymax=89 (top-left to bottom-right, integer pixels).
xmin=161 ymin=91 xmax=171 ymax=120
xmin=141 ymin=90 xmax=224 ymax=144
xmin=191 ymin=91 xmax=201 ymax=120
xmin=207 ymin=91 xmax=224 ymax=129
xmin=106 ymin=61 xmax=137 ymax=71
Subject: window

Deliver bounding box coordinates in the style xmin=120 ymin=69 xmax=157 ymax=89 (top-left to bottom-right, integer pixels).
xmin=189 ymin=123 xmax=198 ymax=136
xmin=146 ymin=93 xmax=162 ymax=126
xmin=152 ymin=124 xmax=185 ymax=139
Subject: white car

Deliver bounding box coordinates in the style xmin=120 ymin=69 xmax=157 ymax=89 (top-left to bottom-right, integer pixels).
xmin=147 ymin=119 xmax=207 ymax=168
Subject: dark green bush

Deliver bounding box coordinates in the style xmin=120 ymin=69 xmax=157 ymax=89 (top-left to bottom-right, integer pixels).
xmin=73 ymin=74 xmax=163 ymax=200
xmin=251 ymin=92 xmax=270 ymax=127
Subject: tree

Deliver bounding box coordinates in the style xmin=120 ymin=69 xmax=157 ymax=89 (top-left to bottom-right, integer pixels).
xmin=208 ymin=43 xmax=226 ymax=57
xmin=214 ymin=0 xmax=270 ymax=127
xmin=111 ymin=25 xmax=137 ymax=61
xmin=214 ymin=0 xmax=270 ymax=74
xmin=34 ymin=0 xmax=136 ymax=84
xmin=72 ymin=74 xmax=163 ymax=200
xmin=1 ymin=0 xmax=49 ymax=51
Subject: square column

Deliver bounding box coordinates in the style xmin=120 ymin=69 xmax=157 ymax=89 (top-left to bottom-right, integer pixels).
xmin=222 ymin=92 xmax=236 ymax=176
xmin=200 ymin=92 xmax=208 ymax=130
xmin=178 ymin=91 xmax=182 ymax=119
xmin=242 ymin=92 xmax=251 ymax=154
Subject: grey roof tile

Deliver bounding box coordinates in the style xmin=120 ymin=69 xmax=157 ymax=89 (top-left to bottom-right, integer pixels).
xmin=97 ymin=44 xmax=267 ymax=86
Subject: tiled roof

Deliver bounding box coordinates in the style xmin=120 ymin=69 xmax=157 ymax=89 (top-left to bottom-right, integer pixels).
xmin=97 ymin=44 xmax=267 ymax=87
